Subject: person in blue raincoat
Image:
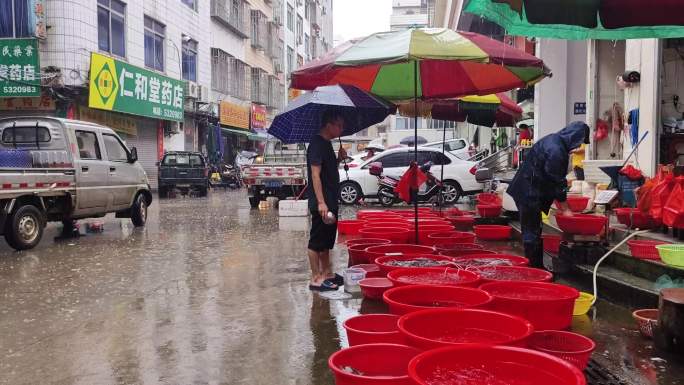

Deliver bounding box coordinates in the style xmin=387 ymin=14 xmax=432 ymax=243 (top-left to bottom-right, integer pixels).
xmin=507 ymin=122 xmax=591 ymax=267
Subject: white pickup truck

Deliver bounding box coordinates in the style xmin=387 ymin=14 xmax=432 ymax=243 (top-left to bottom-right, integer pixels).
xmin=242 ymin=141 xmax=306 ymax=208
xmin=0 ymin=117 xmax=152 ymax=250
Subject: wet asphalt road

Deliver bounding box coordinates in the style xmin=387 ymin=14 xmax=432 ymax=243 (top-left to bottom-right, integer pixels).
xmin=2 ymin=190 xmax=684 ymax=385
xmin=0 ymin=190 xmax=350 ymax=385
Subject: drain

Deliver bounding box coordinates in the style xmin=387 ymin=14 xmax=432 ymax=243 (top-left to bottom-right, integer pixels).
xmin=585 ymin=359 xmax=631 ymax=385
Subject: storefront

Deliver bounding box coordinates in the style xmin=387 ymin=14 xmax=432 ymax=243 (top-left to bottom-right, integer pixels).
xmin=219 ymin=100 xmax=252 ymax=164
xmin=87 ymin=52 xmax=185 ymax=189
xmin=0 ymin=94 xmax=57 ymax=118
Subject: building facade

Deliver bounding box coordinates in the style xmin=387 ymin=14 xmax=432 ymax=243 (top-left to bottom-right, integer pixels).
xmin=390 ymin=0 xmax=433 ymax=31
xmin=0 ymin=0 xmax=333 ymax=187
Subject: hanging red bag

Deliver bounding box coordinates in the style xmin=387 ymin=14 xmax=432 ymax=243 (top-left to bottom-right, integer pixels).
xmin=395 ymin=162 xmax=428 ymax=204
xmin=637 ymin=165 xmax=669 ymax=213
xmin=649 ymin=172 xmax=675 ymax=221
xmin=663 ymin=176 xmax=684 ymax=228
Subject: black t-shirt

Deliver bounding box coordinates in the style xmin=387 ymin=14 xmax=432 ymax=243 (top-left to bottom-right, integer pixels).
xmin=307 ymin=135 xmax=339 ymax=212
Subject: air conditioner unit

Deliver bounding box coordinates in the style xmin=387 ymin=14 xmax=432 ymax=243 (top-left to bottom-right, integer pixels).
xmin=198 ymin=85 xmax=209 ymax=102
xmin=184 ymin=81 xmax=199 ymax=99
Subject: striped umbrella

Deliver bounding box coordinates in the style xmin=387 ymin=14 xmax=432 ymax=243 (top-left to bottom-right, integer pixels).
xmin=396 ymin=93 xmax=523 ymax=128
xmin=464 ymin=0 xmax=684 ymax=40
xmin=291 ymin=28 xmax=549 ymax=101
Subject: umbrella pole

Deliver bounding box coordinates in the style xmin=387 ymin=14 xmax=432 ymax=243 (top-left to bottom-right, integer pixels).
xmin=413 ymin=59 xmax=419 ymax=245
xmin=439 ymin=123 xmax=447 ymax=214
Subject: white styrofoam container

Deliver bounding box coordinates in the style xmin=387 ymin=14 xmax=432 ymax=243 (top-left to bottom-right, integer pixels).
xmin=279 ymin=199 xmax=310 ymax=217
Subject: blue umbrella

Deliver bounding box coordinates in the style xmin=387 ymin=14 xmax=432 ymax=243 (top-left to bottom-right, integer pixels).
xmin=268 ymin=85 xmax=396 ymax=144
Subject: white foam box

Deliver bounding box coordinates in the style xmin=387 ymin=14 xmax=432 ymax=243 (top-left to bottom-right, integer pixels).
xmin=583 ymin=159 xmax=624 ymax=184
xmin=278 ymin=199 xmax=310 ymax=217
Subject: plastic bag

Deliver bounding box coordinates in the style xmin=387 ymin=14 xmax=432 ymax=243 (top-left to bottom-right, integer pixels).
xmin=655 ymin=274 xmax=684 ymax=291
xmin=637 ymin=165 xmax=669 ymax=213
xmin=619 ymin=165 xmax=644 ymax=181
xmin=663 ymin=176 xmax=684 ymax=228
xmin=649 ymin=172 xmax=675 ymax=221
xmin=395 ymin=163 xmax=427 ymax=204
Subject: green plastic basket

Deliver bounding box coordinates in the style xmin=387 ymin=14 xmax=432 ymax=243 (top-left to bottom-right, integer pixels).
xmin=655 ymin=244 xmax=684 ymax=268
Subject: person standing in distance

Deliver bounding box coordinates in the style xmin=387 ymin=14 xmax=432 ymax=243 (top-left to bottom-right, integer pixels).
xmin=307 ymin=110 xmax=347 ymax=291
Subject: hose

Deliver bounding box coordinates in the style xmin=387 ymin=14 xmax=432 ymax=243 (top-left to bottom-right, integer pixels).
xmin=591 ymin=229 xmax=650 ymax=305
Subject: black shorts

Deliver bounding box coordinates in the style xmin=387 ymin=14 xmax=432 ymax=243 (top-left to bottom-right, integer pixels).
xmin=308 ymin=209 xmax=338 ymax=252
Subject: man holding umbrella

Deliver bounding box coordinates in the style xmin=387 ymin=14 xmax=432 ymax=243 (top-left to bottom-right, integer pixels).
xmin=307 ymin=110 xmax=347 ymax=291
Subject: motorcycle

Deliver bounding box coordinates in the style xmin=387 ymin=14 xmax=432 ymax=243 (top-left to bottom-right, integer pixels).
xmin=369 ymin=161 xmax=447 ymax=207
xmin=221 ymin=164 xmax=241 ymax=189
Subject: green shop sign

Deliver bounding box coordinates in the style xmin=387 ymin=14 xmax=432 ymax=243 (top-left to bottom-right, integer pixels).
xmin=88 ymin=52 xmax=185 ymax=122
xmin=0 ymin=38 xmax=40 ymax=98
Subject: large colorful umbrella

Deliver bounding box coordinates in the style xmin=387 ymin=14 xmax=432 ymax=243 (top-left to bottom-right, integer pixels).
xmin=291 ymin=28 xmax=549 ymax=101
xmin=396 ymin=93 xmax=523 ymax=128
xmin=464 ymin=0 xmax=684 ymax=40
xmin=268 ymin=84 xmax=395 ymax=144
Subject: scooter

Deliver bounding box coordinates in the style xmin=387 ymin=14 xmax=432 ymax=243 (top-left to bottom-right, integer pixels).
xmin=221 ymin=164 xmax=241 ymax=189
xmin=369 ymin=161 xmax=446 ymax=207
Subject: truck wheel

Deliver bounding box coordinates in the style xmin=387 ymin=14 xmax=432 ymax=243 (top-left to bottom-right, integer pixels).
xmin=249 ymin=194 xmax=261 ymax=208
xmin=130 ymin=194 xmax=148 ymax=227
xmin=339 ymin=182 xmax=361 ymax=205
xmin=4 ymin=204 xmax=44 ymax=250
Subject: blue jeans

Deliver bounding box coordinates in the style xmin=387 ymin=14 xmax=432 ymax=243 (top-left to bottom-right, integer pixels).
xmin=518 ymin=204 xmax=543 ymax=268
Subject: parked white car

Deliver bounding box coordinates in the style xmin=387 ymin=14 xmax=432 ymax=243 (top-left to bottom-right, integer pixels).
xmin=422 ymin=138 xmax=470 ymax=160
xmin=338 ymin=147 xmax=482 ymax=205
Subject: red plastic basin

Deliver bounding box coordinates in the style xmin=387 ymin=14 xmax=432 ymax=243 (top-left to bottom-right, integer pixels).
xmin=359 ymin=227 xmax=411 ymax=244
xmin=410 ymin=225 xmax=455 ymax=244
xmin=351 ymin=264 xmax=383 ymax=278
xmin=347 ymin=238 xmax=392 ymax=247
xmin=343 ymin=314 xmax=403 ymax=347
xmin=383 ymin=285 xmax=491 ymax=315
xmin=556 ymin=214 xmax=607 ymax=235
xmin=435 ymin=243 xmax=488 ymax=255
xmin=329 ymin=343 xmax=421 ymax=385
xmin=365 ymin=244 xmax=436 ymax=261
xmin=477 ymin=192 xmax=502 ymax=205
xmin=374 ymin=255 xmax=455 ymax=275
xmin=542 ymin=234 xmax=562 ymax=253
xmin=426 ymin=231 xmax=476 ymax=246
xmin=627 ymin=239 xmax=670 ymax=260
xmin=555 ymin=195 xmax=590 ymax=212
xmin=359 ymin=278 xmax=394 ymax=300
xmin=387 ymin=267 xmax=481 ymax=288
xmin=338 ymin=220 xmax=367 ymax=235
xmin=402 ymin=218 xmax=452 ymax=227
xmin=477 ymin=204 xmax=503 ymax=218
xmin=363 ymin=221 xmax=411 ymax=229
xmin=398 ymin=308 xmax=534 ymax=350
xmin=451 ymin=253 xmax=529 ymax=267
xmin=474 ymin=266 xmax=553 ymax=284
xmin=480 ymin=281 xmax=580 ymax=330
xmin=614 ymin=208 xmax=661 ymax=229
xmin=349 ymin=242 xmax=390 ymax=265
xmin=528 ymin=330 xmax=596 ymax=370
xmin=357 ymin=210 xmax=402 ymax=220
xmin=446 ymin=215 xmax=475 ymax=231
xmin=473 ymin=225 xmax=512 ymax=240
xmin=408 ymin=345 xmax=587 ymax=385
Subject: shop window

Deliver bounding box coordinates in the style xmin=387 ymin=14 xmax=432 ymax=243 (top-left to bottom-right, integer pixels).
xmin=75 ymin=131 xmax=102 ymax=160
xmin=0 ymin=0 xmax=31 ymax=38
xmin=98 ymin=0 xmax=126 ymax=58
xmin=182 ymin=37 xmax=198 ymax=81
xmin=144 ymin=16 xmax=166 ymax=71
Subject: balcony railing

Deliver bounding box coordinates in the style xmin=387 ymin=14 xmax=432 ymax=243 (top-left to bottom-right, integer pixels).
xmin=211 ymin=48 xmax=249 ymax=100
xmin=250 ymin=10 xmax=268 ymax=50
xmin=211 ymin=0 xmax=250 ymax=39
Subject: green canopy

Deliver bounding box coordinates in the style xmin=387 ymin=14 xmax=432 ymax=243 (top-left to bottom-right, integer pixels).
xmin=464 ymin=0 xmax=684 ymax=40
